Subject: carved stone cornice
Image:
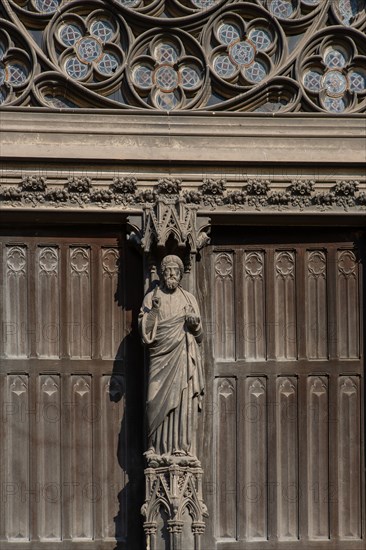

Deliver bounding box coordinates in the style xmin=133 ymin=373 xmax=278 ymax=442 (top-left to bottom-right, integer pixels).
xmin=2 ymin=176 xmax=366 ymax=214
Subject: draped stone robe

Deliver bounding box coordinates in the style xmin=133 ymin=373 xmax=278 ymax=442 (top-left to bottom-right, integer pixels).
xmin=139 ymin=285 xmax=204 ymax=457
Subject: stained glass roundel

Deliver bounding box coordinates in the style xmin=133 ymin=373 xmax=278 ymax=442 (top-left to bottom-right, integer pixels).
xmin=7 ymin=63 xmax=28 ymax=86
xmin=133 ymin=65 xmax=153 ymax=89
xmin=115 ymin=0 xmax=140 ymax=6
xmin=229 ymin=41 xmax=255 ymax=67
xmin=154 ymin=43 xmax=179 ymax=64
xmin=154 ymin=65 xmax=179 ymax=92
xmin=180 ymin=65 xmax=202 ymax=90
xmin=348 ymin=69 xmax=366 ymax=92
xmin=191 ymin=0 xmax=219 ymax=7
xmin=90 ymin=20 xmax=114 ymax=44
xmin=65 ymin=56 xmax=89 ymax=79
xmin=217 ymin=23 xmax=241 ymax=46
xmin=322 ymin=70 xmax=348 ymax=96
xmin=77 ymin=37 xmax=103 ymax=63
xmin=324 ymin=47 xmax=348 ymax=68
xmin=213 ymin=54 xmax=237 ymax=78
xmin=60 ymin=24 xmax=83 ymax=47
xmin=249 ymin=28 xmax=272 ymax=52
xmin=303 ymin=69 xmax=322 ymax=92
xmin=244 ymin=60 xmax=267 ymax=82
xmin=33 ymin=0 xmax=60 ymax=13
xmin=154 ymin=89 xmax=179 ymax=110
xmin=322 ymin=95 xmax=347 ymax=112
xmin=269 ymin=0 xmax=294 ymax=19
xmin=97 ymin=52 xmax=119 ymax=75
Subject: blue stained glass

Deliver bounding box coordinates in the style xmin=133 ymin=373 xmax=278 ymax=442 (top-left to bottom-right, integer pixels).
xmin=154 ymin=65 xmax=179 ymax=92
xmin=324 ymin=48 xmax=348 ymax=68
xmin=217 ymin=23 xmax=241 ymax=46
xmin=65 ymin=56 xmax=88 ymax=80
xmin=97 ymin=52 xmax=119 ymax=75
xmin=60 ymin=24 xmax=83 ymax=47
xmin=33 ymin=0 xmax=60 ymax=13
xmin=0 ymin=63 xmax=5 ymax=86
xmin=269 ymin=0 xmax=294 ymax=19
xmin=191 ymin=0 xmax=218 ymax=7
xmin=213 ymin=54 xmax=237 ymax=78
xmin=249 ymin=28 xmax=272 ymax=52
xmin=90 ymin=20 xmax=114 ymax=44
xmin=7 ymin=63 xmax=28 ymax=86
xmin=303 ymin=69 xmax=322 ymax=92
xmin=337 ymin=0 xmax=361 ymax=24
xmin=154 ymin=90 xmax=179 ymax=111
xmin=180 ymin=65 xmax=202 ymax=90
xmin=229 ymin=41 xmax=255 ymax=67
xmin=323 ymin=95 xmax=347 ymax=112
xmin=348 ymin=69 xmax=366 ymax=92
xmin=244 ymin=61 xmax=267 ymax=83
xmin=133 ymin=65 xmax=153 ymax=89
xmin=115 ymin=0 xmax=140 ymax=5
xmin=77 ymin=37 xmax=103 ymax=62
xmin=322 ymin=70 xmax=347 ymax=96
xmin=154 ymin=43 xmax=179 ymax=64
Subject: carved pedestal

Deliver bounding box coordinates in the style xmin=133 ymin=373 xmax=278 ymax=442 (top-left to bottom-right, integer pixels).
xmin=142 ymin=463 xmax=208 ymax=550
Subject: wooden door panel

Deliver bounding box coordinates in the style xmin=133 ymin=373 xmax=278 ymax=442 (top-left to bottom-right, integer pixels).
xmin=202 ymin=230 xmax=365 ymax=549
xmin=0 ymin=230 xmax=143 ymax=548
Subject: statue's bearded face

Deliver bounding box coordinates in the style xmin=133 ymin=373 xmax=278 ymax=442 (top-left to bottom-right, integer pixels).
xmin=163 ymin=264 xmax=181 ymax=290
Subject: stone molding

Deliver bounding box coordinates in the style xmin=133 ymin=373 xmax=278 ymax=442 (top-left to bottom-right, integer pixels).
xmin=2 ymin=175 xmax=366 ymax=214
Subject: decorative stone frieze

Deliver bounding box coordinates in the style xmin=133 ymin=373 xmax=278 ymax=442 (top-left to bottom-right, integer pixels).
xmin=1 ymin=176 xmax=365 ymax=213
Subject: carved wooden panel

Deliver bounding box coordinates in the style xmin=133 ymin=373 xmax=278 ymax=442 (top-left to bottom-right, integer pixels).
xmin=69 ymin=247 xmax=92 ymax=359
xmin=338 ymin=376 xmax=361 ymax=539
xmin=36 ymin=247 xmax=60 ymax=358
xmin=244 ymin=377 xmax=267 ymax=540
xmin=0 ymin=231 xmax=139 ymax=548
xmin=38 ymin=375 xmax=62 ymax=540
xmin=214 ymin=252 xmax=235 ymax=360
xmin=101 ymin=374 xmax=127 ymax=540
xmin=101 ymin=248 xmax=123 ymax=360
xmin=209 ymin=233 xmax=364 ymax=549
xmin=5 ymin=375 xmax=30 ymax=540
xmin=215 ymin=377 xmax=237 ymax=539
xmin=306 ymin=251 xmax=327 ymax=359
xmin=274 ymin=251 xmax=297 ymax=360
xmin=4 ymin=246 xmax=28 ymax=357
xmin=241 ymin=252 xmax=266 ymax=360
xmin=337 ymin=250 xmax=360 ymax=359
xmin=307 ymin=376 xmax=329 ymax=539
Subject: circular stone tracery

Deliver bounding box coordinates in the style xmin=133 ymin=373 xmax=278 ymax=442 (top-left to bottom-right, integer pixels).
xmin=299 ymin=31 xmax=366 ymax=113
xmin=207 ymin=7 xmax=282 ymax=88
xmin=49 ymin=6 xmax=127 ymax=86
xmin=127 ymin=31 xmax=207 ymax=111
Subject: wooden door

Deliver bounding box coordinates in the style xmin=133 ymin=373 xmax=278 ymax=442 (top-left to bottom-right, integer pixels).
xmin=0 ymin=227 xmax=144 ymax=549
xmin=198 ymin=227 xmax=365 ymax=549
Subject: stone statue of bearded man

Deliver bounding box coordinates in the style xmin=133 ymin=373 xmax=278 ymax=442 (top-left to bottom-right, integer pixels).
xmin=139 ymin=255 xmax=204 ymax=463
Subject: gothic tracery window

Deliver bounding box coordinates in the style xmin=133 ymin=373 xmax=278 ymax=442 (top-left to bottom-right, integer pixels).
xmin=0 ymin=0 xmax=365 ymax=112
